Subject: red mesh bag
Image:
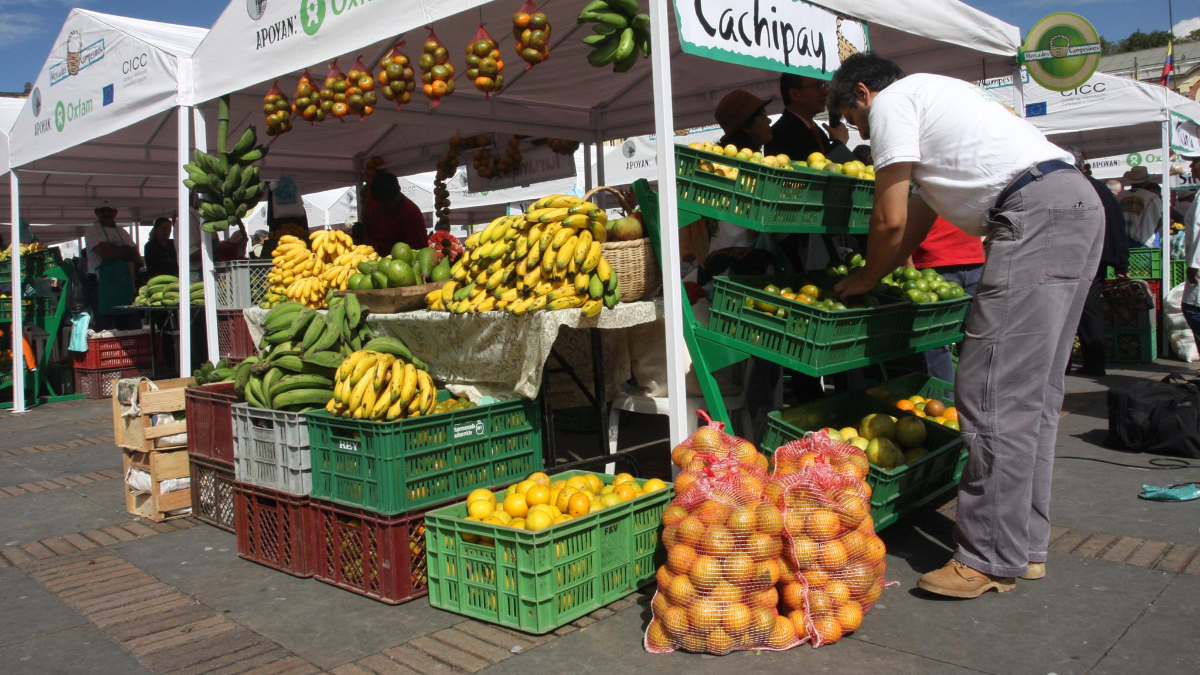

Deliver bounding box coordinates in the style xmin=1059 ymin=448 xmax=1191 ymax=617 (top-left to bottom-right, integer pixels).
xmin=645 ymin=461 xmax=800 ymax=655
xmin=320 ymin=61 xmax=349 ymax=121
xmin=344 ymin=56 xmax=377 ymax=120
xmin=419 ymin=27 xmax=454 ymax=105
xmin=292 ymin=70 xmax=323 ymax=123
xmin=775 ymin=461 xmax=887 ymax=647
xmin=512 ymin=0 xmax=551 ymax=69
xmin=377 ymin=42 xmax=417 ymax=110
xmin=465 ymin=25 xmax=504 ymax=97
xmin=670 ymin=412 xmax=770 ymax=485
xmin=771 ymin=430 xmax=872 ymax=483
xmin=263 ymin=82 xmax=292 ymax=137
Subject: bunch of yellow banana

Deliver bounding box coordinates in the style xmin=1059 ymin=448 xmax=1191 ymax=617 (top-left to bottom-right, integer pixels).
xmin=326 ymin=348 xmax=438 ymax=421
xmin=284 ymin=275 xmax=330 ymax=308
xmin=332 ymin=245 xmax=379 ymax=269
xmin=309 ymin=229 xmax=354 ymax=263
xmin=428 ymin=194 xmax=620 ymax=317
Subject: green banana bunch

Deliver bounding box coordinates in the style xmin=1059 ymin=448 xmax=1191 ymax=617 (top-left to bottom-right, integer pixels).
xmin=578 ymin=0 xmax=650 ymax=71
xmin=183 ymin=126 xmax=268 ymax=233
xmin=191 ymin=359 xmax=235 ymax=385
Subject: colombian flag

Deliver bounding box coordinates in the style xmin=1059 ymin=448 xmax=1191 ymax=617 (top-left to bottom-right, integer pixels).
xmin=1161 ymin=41 xmax=1174 ymax=87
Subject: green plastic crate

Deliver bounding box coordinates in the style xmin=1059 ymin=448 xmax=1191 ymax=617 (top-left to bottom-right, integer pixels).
xmin=674 ymin=146 xmax=855 ymax=232
xmin=908 ymin=295 xmax=971 ymax=348
xmin=707 ymin=275 xmax=912 ymax=373
xmin=865 ymin=373 xmax=955 ymax=408
xmin=760 ymin=391 xmax=965 ymax=531
xmin=0 ymin=297 xmax=45 ymax=323
xmin=425 ymin=471 xmax=672 ymax=634
xmin=306 ymin=394 xmax=544 ymax=515
xmin=1106 ymin=247 xmax=1161 ymax=280
xmin=0 ymin=249 xmax=60 ymax=286
xmin=1104 ymin=327 xmax=1158 ymax=363
xmin=1172 ymin=259 xmax=1185 ymax=287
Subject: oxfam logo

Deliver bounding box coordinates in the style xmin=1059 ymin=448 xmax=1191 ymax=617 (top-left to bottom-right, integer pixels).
xmin=1127 ymin=153 xmax=1142 ymax=167
xmin=54 ymin=101 xmax=66 ymax=132
xmin=300 ymin=0 xmax=325 ymax=35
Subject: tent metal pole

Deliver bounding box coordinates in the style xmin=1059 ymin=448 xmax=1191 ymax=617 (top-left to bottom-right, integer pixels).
xmin=194 ymin=107 xmax=219 ymax=362
xmin=177 ymin=106 xmax=192 ymax=376
xmin=648 ymin=0 xmax=688 ymax=447
xmin=1162 ymin=118 xmax=1171 ymax=356
xmin=583 ymin=143 xmax=593 ymax=191
xmin=9 ymin=171 xmax=25 ymax=414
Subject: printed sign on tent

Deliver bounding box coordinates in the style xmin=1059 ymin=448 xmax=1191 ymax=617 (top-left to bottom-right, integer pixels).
xmin=1171 ymin=111 xmax=1199 ymax=156
xmin=1020 ymin=13 xmax=1102 ymax=92
xmin=675 ymin=0 xmax=868 ymax=77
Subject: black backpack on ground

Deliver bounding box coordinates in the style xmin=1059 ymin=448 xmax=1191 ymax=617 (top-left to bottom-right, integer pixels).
xmin=1107 ymin=374 xmax=1200 ymax=459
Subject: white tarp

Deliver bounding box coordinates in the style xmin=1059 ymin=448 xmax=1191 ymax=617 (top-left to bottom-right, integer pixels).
xmin=0 ymin=98 xmax=27 ymax=176
xmin=303 ymin=186 xmax=357 ymax=227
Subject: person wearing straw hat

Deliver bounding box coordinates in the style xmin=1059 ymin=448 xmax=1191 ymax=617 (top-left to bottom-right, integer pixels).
xmin=828 ymin=53 xmax=1103 ymax=599
xmin=1117 ymin=165 xmax=1163 ymax=248
xmin=85 ymin=202 xmax=141 ymax=330
xmin=714 ymin=89 xmax=773 ymax=152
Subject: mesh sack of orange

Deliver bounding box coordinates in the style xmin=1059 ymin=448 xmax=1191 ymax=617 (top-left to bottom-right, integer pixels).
xmin=770 ymin=429 xmax=872 ymax=488
xmin=773 ymin=459 xmax=886 ymax=647
xmin=645 ymin=455 xmax=800 ymax=655
xmin=670 ymin=413 xmax=770 ymax=494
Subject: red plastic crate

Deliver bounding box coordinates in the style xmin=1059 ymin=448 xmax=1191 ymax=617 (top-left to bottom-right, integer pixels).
xmin=72 ymin=333 xmax=152 ymax=370
xmin=185 ymin=382 xmax=239 ymax=466
xmin=309 ymin=498 xmax=440 ymax=604
xmin=75 ymin=366 xmax=150 ymax=399
xmin=235 ymin=482 xmax=313 ymax=578
xmin=217 ymin=310 xmax=258 ymax=360
xmin=190 ymin=455 xmax=236 ymax=533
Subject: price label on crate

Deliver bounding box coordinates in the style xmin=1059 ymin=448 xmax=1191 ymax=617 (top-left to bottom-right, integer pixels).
xmin=453 ymin=420 xmax=487 ymax=441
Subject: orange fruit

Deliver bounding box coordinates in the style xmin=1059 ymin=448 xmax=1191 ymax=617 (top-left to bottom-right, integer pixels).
xmin=818 ymin=540 xmax=849 ymax=570
xmin=667 ymin=544 xmax=697 ymax=575
xmin=763 ymin=481 xmax=786 ymax=505
xmin=502 ymin=493 xmax=528 ymax=518
xmin=807 ymin=588 xmax=834 ymax=618
xmin=662 ymin=505 xmax=688 ymax=526
xmin=805 ymin=509 xmax=842 ymax=542
xmin=674 ymin=471 xmax=698 ymax=495
xmin=645 ymin=620 xmax=672 ymax=650
xmin=670 ymin=443 xmax=690 ymax=467
xmin=805 ymin=569 xmax=831 ymax=587
xmin=667 ymin=573 xmax=698 ymax=606
xmin=651 ymin=591 xmax=670 ymax=617
xmin=679 ymin=632 xmax=706 ymax=653
xmin=709 ymin=581 xmax=741 ymax=607
xmin=613 ymin=483 xmax=637 ymax=502
xmin=737 ymin=473 xmax=765 ymax=499
xmin=858 ymin=513 xmax=876 ymax=534
xmin=780 ymin=582 xmax=805 ymax=611
xmin=924 ymin=399 xmax=946 ymax=417
xmin=861 ymin=581 xmax=883 ymax=605
xmin=731 ymin=440 xmax=758 ymax=465
xmin=787 ymin=610 xmax=810 ymax=638
xmin=706 ymin=628 xmax=735 ymax=654
xmin=749 ymin=585 xmax=778 ymax=609
xmin=567 ymin=492 xmax=591 ymax=518
xmin=863 ymin=536 xmax=887 ymax=564
xmin=895 ymin=399 xmax=915 ymax=411
xmin=528 ymin=471 xmax=550 ymax=486
xmin=688 ymin=597 xmax=722 ymax=634
xmin=748 ymin=532 xmax=782 ymax=561
xmin=431 ymin=80 xmax=449 ymax=96
xmin=726 ymin=505 xmax=758 ymax=537
xmin=944 ymin=406 xmax=958 ymax=421
xmin=840 ymin=530 xmax=868 ymax=559
xmin=723 ymin=602 xmax=753 ymax=635
xmin=841 ymin=562 xmax=876 ymax=596
xmin=661 ymin=525 xmax=679 ymax=549
xmin=756 ymin=453 xmax=770 ymax=472
xmin=837 ymin=600 xmax=864 ymax=632
xmin=783 ymin=510 xmax=807 ymax=537
xmin=677 ymin=516 xmax=706 ymax=546
xmin=812 ymin=616 xmax=843 ymax=643
xmin=753 ymin=559 xmax=781 ymax=587
xmin=755 ymin=504 xmax=783 ymax=536
xmin=696 ymin=500 xmax=730 ymax=525
xmin=750 ymin=606 xmax=777 ymax=635
xmin=689 ymin=555 xmax=721 ymax=590
xmin=525 ymin=485 xmax=550 ymax=507
xmin=825 ymin=580 xmax=852 ymax=607
xmin=767 ymin=615 xmax=799 ymax=649
xmin=661 ymin=605 xmax=690 ymax=637
xmin=791 ymin=535 xmax=819 ymax=568
xmin=691 ymin=427 xmax=723 ymax=454
xmin=703 ymin=525 xmax=735 ymax=557
xmin=723 ymin=552 xmax=756 ymax=586
xmin=656 ymin=565 xmax=673 ymax=591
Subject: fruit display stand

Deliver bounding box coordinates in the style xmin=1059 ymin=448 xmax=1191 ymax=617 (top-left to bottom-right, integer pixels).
xmin=112 ymin=377 xmax=194 ymax=452
xmin=1 ymin=249 xmax=83 ymax=409
xmin=425 ymin=471 xmax=672 ymax=633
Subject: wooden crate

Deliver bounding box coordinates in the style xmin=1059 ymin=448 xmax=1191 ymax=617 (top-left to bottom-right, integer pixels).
xmin=112 ymin=377 xmax=193 ymax=451
xmin=123 ymin=448 xmax=192 ymax=522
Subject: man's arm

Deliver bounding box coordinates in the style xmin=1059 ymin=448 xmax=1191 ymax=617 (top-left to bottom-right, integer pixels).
xmin=833 ymin=162 xmax=920 ymax=299
xmin=94 ymin=240 xmax=139 ymax=262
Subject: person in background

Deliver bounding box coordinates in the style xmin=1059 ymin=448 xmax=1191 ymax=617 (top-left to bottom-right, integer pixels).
xmin=765 ymin=74 xmax=854 ymax=163
xmin=853 ymin=145 xmax=873 ymax=166
xmin=1071 ymin=169 xmax=1130 ymax=377
xmin=715 ymin=89 xmax=773 ymax=152
xmin=911 ymin=217 xmax=984 ymax=382
xmin=85 ymin=204 xmax=142 ymax=330
xmin=829 ymin=53 xmax=1103 ymax=599
xmin=143 ymin=217 xmax=178 ymax=279
xmin=1105 ymin=179 xmax=1123 ymax=197
xmin=362 ymin=171 xmax=427 ymax=253
xmin=1180 ymin=156 xmax=1200 ymax=354
xmin=249 ymin=230 xmax=270 ymax=259
xmin=1118 ymin=166 xmax=1163 ymax=247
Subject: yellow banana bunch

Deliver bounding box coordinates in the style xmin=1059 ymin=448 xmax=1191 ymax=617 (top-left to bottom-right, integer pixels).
xmin=310 ymin=229 xmax=355 ymax=263
xmin=327 ymin=349 xmax=437 ymax=421
xmin=284 ymin=276 xmax=329 ymax=309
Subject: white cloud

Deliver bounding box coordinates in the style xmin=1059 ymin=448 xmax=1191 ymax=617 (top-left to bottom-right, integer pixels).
xmin=1175 ymin=16 xmax=1200 ymax=37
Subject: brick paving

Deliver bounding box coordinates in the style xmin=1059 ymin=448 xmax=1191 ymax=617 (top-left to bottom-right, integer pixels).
xmin=0 ymin=469 xmax=119 ymax=499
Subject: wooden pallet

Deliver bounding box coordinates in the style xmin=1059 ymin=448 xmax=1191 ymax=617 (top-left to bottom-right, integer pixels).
xmin=112 ymin=377 xmax=193 ymax=451
xmin=123 ymin=448 xmax=191 ymax=522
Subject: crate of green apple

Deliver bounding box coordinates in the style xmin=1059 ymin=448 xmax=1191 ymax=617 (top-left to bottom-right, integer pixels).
xmin=336 ymin=242 xmax=454 ymax=314
xmin=876 ymin=266 xmax=972 ymax=348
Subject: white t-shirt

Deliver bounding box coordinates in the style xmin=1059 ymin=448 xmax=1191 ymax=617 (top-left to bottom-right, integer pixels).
xmin=1182 ymin=198 xmax=1200 ymax=306
xmin=84 ymin=222 xmax=136 ymax=272
xmin=1116 ymin=187 xmax=1163 ymax=247
xmin=868 ymin=74 xmax=1074 ymax=236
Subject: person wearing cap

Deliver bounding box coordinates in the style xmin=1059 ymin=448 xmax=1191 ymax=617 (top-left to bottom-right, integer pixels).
xmin=1117 ymin=166 xmax=1163 ymax=247
xmin=714 ymin=89 xmax=773 ymax=152
xmin=828 ymin=53 xmax=1103 ymax=599
xmin=765 ymin=73 xmax=855 ymax=164
xmin=85 ymin=203 xmax=141 ymax=330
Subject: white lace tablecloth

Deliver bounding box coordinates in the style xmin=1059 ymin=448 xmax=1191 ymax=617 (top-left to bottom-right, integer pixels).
xmin=245 ymin=300 xmax=662 ymax=403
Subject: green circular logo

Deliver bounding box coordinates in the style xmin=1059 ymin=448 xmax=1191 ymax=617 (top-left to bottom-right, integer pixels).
xmin=300 ymin=0 xmax=326 ymax=36
xmin=1023 ymin=13 xmax=1101 ymax=92
xmin=1127 ymin=153 xmax=1143 ymax=167
xmin=53 ymin=101 xmax=66 ymax=132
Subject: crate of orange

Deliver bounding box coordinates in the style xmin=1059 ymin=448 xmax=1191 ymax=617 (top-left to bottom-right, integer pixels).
xmin=865 ymin=373 xmax=957 ymax=425
xmin=424 ymin=470 xmax=673 ymax=634
xmin=760 ymin=391 xmax=965 ymax=531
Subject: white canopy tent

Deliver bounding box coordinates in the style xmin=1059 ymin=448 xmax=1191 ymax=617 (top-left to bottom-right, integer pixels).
xmin=4 ymin=10 xmax=207 ymax=413
xmin=181 ymin=0 xmax=1021 ymax=444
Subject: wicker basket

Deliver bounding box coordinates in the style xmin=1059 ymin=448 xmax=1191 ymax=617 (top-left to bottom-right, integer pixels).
xmin=585 ymin=186 xmax=661 ymax=302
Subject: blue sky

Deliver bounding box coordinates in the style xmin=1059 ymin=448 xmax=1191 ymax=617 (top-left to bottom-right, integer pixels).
xmin=0 ymin=1 xmax=1194 ymax=93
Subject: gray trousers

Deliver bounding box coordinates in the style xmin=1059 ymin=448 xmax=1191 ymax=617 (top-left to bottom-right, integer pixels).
xmin=952 ymin=169 xmax=1104 ymax=578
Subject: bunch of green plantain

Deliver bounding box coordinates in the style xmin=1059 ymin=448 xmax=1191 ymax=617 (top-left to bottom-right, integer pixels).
xmin=191 ymin=359 xmax=234 ymax=386
xmin=578 ymin=0 xmax=650 ymax=72
xmin=182 ymin=126 xmax=267 ymax=233
xmin=133 ymin=275 xmax=205 ymax=307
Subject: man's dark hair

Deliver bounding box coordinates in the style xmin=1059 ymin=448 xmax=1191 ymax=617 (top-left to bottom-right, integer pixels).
xmin=152 ymin=217 xmax=172 ymax=229
xmin=828 ymin=53 xmax=905 ymax=112
xmin=779 ymin=73 xmax=809 ymax=102
xmin=370 ymin=171 xmax=401 ymax=202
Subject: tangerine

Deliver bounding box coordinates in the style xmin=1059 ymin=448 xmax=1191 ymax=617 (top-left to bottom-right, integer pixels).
xmin=787 ymin=610 xmax=810 ymax=639
xmin=723 ymin=552 xmax=756 ymax=585
xmin=806 ymin=589 xmax=834 ymax=618
xmin=727 ymin=505 xmax=758 ymax=537
xmin=805 ymin=569 xmax=831 ymax=587
xmin=667 ymin=573 xmax=698 ymax=606
xmin=895 ymin=399 xmax=915 ymax=411
xmin=667 ymin=544 xmax=697 ymax=575
xmin=703 ymin=525 xmax=735 ymax=557
xmin=812 ymin=616 xmax=843 ymax=643
xmin=755 ymin=504 xmax=784 ymax=536
xmin=677 ymin=516 xmax=706 ymax=545
xmin=661 ymin=605 xmax=689 ymax=637
xmin=646 ymin=620 xmax=673 ymax=650
xmin=837 ymin=600 xmax=864 ymax=632
xmin=780 ymin=582 xmax=806 ymax=611
xmin=818 ymin=540 xmax=849 ymax=570
xmin=689 ymin=555 xmax=722 ymax=589
xmin=679 ymin=632 xmax=706 ymax=653
xmin=825 ymin=580 xmax=852 ymax=606
xmin=706 ymin=628 xmax=735 ymax=655
xmin=792 ymin=535 xmax=819 ymax=568
xmin=723 ymin=602 xmax=753 ymax=635
xmin=710 ymin=581 xmax=741 ymax=606
xmin=688 ymin=597 xmax=722 ymax=634
xmin=696 ymin=500 xmax=730 ymax=525
xmin=662 ymin=505 xmax=689 ymax=526
xmin=750 ymin=606 xmax=777 ymax=635
xmin=944 ymin=406 xmax=958 ymax=421
xmin=753 ymin=559 xmax=781 ymax=586
xmin=863 ymin=536 xmax=887 ymax=564
xmin=806 ymin=509 xmax=842 ymax=542
xmin=748 ymin=532 xmax=782 ymax=561
xmin=750 ymin=585 xmax=779 ymax=608
xmin=767 ymin=615 xmax=800 ymax=649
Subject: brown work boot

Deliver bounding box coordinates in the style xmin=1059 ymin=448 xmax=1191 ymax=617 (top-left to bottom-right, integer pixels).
xmin=1021 ymin=562 xmax=1046 ymax=580
xmin=917 ymin=559 xmax=1016 ymax=598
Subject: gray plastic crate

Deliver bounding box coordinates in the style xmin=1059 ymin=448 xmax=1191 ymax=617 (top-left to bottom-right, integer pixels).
xmin=232 ymin=403 xmax=312 ymax=496
xmin=215 ymin=260 xmax=273 ymax=310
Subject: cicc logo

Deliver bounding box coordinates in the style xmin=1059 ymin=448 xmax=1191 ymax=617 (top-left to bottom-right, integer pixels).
xmin=300 ymin=0 xmax=326 ymax=36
